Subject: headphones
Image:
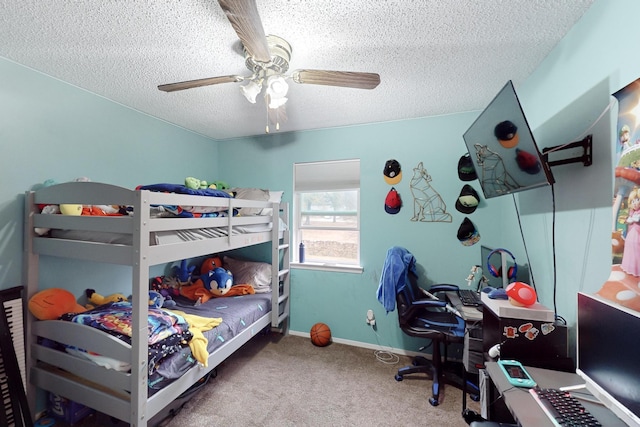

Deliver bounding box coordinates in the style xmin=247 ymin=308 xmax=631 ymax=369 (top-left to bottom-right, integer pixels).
xmin=486 ymin=248 xmax=517 ymax=281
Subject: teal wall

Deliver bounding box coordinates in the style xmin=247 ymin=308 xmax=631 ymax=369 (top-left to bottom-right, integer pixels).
xmin=2 ymin=0 xmax=638 ymax=356
xmin=217 ymin=117 xmax=511 ymax=352
xmin=0 ymin=57 xmax=220 ymax=297
xmin=217 ymin=0 xmax=640 ymax=355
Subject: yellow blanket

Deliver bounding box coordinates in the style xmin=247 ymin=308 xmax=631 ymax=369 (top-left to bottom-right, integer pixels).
xmin=168 ymin=310 xmax=222 ymax=367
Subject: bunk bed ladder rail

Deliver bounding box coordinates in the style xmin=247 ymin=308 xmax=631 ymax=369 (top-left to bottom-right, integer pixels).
xmin=271 ymin=202 xmax=290 ymax=331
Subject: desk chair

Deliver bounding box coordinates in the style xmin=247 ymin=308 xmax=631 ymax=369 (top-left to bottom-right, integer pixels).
xmin=394 ymin=272 xmax=470 ymax=406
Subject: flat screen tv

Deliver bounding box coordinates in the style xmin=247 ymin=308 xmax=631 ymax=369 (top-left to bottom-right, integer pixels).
xmin=577 ymin=292 xmax=640 ymax=426
xmin=463 ymin=80 xmax=554 ymax=199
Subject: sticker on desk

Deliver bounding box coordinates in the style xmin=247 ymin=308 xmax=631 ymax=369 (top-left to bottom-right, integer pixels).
xmin=518 ymin=322 xmax=539 ymax=340
xmin=518 ymin=322 xmax=534 ymax=333
xmin=503 ymin=326 xmax=519 ymax=339
xmin=503 ymin=323 xmax=540 ymax=340
xmin=541 ymin=323 xmax=555 ymax=335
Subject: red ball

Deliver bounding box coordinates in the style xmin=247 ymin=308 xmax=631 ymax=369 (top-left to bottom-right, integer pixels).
xmin=310 ymin=322 xmax=331 ymax=347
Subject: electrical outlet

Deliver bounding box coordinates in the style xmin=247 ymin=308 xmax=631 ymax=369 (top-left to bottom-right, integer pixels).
xmin=366 ymin=309 xmax=375 ymax=326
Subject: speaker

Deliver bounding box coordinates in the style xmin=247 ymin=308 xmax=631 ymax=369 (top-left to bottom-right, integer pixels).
xmin=486 ymin=248 xmax=517 ymax=281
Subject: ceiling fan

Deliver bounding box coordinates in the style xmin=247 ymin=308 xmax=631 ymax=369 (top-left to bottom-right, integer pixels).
xmin=158 ymin=0 xmax=381 ymax=132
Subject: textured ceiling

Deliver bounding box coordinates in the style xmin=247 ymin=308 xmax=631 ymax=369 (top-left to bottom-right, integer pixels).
xmin=1 ymin=0 xmax=595 ymax=140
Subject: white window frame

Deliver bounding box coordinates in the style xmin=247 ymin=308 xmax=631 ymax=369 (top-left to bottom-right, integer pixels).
xmin=292 ymin=159 xmax=362 ymax=273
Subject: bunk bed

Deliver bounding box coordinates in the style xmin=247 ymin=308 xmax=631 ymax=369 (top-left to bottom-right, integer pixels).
xmin=22 ymin=181 xmax=290 ymax=426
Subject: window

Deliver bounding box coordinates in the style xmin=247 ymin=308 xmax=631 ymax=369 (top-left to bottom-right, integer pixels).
xmin=293 ymin=159 xmax=361 ymax=270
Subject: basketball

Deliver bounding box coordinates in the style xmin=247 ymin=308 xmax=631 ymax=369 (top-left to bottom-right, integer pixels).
xmin=310 ymin=322 xmax=331 ymax=347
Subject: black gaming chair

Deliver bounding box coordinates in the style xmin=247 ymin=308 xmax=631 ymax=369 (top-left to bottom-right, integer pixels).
xmin=394 ymin=271 xmax=471 ymax=406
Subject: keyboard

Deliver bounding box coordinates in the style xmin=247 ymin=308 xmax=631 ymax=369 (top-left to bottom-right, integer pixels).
xmin=458 ymin=289 xmax=482 ymax=306
xmin=529 ymin=386 xmax=602 ymax=426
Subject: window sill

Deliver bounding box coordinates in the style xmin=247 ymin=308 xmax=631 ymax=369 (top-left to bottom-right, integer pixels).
xmin=291 ymin=262 xmax=363 ymax=274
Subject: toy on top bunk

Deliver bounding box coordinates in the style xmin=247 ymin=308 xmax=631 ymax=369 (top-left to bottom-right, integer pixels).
xmin=184 ymin=177 xmax=230 ymax=191
xmin=179 ymin=256 xmax=255 ymax=304
xmin=32 ymin=178 xmax=127 ymax=235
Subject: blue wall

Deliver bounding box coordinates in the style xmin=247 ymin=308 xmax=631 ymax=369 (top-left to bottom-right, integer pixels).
xmin=3 ymin=0 xmax=638 ymax=356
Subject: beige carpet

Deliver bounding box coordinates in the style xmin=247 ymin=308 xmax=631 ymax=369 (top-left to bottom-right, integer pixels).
xmin=166 ymin=332 xmax=479 ymax=427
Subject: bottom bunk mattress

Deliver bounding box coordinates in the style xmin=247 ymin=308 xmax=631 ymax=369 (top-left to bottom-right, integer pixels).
xmin=149 ymin=292 xmax=272 ymax=393
xmin=46 ymin=292 xmax=272 ymax=396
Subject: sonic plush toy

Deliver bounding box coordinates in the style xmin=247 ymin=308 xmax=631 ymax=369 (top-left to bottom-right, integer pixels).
xmin=180 ymin=267 xmax=234 ymax=303
xmin=203 ymin=268 xmax=233 ymax=296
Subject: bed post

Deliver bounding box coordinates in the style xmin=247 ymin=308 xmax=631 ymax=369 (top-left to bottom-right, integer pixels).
xmin=23 ymin=191 xmax=39 ymax=420
xmin=130 ymin=189 xmax=151 ymax=426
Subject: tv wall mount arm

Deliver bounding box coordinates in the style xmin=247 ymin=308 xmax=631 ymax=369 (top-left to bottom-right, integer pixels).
xmin=542 ymin=135 xmax=592 ymax=168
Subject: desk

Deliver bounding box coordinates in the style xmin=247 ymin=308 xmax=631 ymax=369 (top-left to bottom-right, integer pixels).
xmin=446 ymin=291 xmax=483 ymax=375
xmin=484 ymin=362 xmax=627 ymax=426
xmin=446 ymin=291 xmax=483 ymax=323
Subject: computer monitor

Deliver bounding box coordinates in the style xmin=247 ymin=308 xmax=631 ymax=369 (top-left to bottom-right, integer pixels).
xmin=577 ymin=292 xmax=640 ymax=426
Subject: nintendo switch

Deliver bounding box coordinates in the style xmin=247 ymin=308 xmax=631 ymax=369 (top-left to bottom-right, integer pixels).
xmin=497 ymin=359 xmax=536 ymax=388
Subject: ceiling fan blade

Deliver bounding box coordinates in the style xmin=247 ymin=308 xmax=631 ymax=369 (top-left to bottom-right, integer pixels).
xmin=292 ymin=69 xmax=381 ymax=90
xmin=218 ymin=0 xmax=271 ymax=63
xmin=158 ymin=75 xmax=243 ymax=92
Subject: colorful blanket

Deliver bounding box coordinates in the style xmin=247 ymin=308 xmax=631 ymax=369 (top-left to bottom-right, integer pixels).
xmin=65 ymin=301 xmax=189 ymax=344
xmin=61 ymin=301 xmax=194 ymax=376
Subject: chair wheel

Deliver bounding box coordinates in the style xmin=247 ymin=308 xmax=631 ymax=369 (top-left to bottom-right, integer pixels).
xmin=429 ymin=397 xmax=439 ymax=406
xmin=470 ymin=394 xmax=480 ymax=402
xmin=395 ymin=374 xmax=403 ymax=381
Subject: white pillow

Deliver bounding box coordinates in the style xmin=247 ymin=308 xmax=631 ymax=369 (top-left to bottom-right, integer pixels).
xmin=260 ymin=190 xmax=284 ymax=216
xmin=231 ymin=188 xmax=283 ymax=216
xmin=231 ymin=188 xmax=269 ymax=216
xmin=223 ymin=256 xmax=272 ymax=293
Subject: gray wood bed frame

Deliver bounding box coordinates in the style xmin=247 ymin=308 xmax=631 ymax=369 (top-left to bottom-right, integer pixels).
xmin=22 ymin=182 xmax=290 ymax=426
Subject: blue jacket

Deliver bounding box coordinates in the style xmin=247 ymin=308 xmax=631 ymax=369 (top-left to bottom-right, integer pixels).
xmin=376 ymin=246 xmax=417 ymax=313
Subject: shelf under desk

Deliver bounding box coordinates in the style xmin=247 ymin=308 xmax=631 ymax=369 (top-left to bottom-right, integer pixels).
xmin=484 ymin=362 xmax=627 ymax=426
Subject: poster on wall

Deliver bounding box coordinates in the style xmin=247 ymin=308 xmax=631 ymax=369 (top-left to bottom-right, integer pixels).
xmin=600 ymin=78 xmax=640 ymax=312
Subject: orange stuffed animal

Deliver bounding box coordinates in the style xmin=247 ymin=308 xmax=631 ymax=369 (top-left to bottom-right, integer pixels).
xmin=28 ymin=288 xmax=87 ymax=320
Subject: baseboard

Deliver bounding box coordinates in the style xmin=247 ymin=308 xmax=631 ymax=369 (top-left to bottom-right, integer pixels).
xmin=287 ymin=329 xmax=430 ymax=360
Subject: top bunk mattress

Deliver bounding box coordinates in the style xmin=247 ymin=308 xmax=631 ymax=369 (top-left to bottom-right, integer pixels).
xmin=27 ymin=182 xmax=287 ymax=263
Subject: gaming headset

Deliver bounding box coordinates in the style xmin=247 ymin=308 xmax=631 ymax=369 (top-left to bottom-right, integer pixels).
xmin=486 ymin=248 xmax=517 ymax=281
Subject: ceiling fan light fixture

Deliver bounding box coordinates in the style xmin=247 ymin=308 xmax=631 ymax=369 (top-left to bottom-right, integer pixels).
xmin=241 ymin=79 xmax=262 ymax=103
xmin=266 ymin=76 xmax=289 ymax=108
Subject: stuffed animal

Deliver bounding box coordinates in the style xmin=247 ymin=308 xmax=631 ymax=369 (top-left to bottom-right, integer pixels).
xmin=85 ymin=288 xmax=128 ymax=309
xmin=212 ymin=180 xmax=229 ymax=190
xmin=203 ymin=267 xmax=234 ymax=296
xmin=176 ymin=259 xmax=196 ymax=284
xmin=150 ymin=276 xmax=179 ymax=308
xmin=28 ymin=288 xmax=87 ymax=320
xmin=148 ymin=290 xmax=165 ymax=309
xmin=200 ymin=256 xmax=222 ymax=275
xmin=185 ymin=177 xmax=211 ymax=190
xmin=180 ymin=267 xmax=234 ymax=303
